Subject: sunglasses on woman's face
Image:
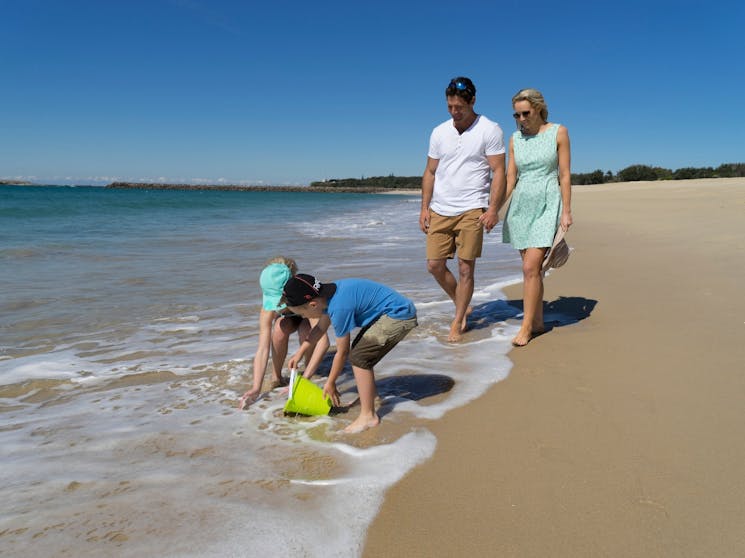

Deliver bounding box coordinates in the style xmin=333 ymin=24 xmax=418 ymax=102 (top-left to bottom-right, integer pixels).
xmin=513 ymin=110 xmax=532 ymax=119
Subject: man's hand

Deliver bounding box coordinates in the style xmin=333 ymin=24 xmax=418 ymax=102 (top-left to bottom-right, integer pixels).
xmin=419 ymin=207 xmax=430 ymax=234
xmin=479 ymin=207 xmax=499 ymax=233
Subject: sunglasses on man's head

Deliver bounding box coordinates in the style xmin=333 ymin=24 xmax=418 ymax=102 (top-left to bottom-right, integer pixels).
xmin=447 ymin=80 xmax=473 ymax=95
xmin=513 ymin=110 xmax=532 ymax=119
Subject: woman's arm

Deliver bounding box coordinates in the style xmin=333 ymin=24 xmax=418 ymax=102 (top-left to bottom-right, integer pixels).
xmin=501 ymin=136 xmax=518 ymax=210
xmin=557 ymin=125 xmax=573 ymax=230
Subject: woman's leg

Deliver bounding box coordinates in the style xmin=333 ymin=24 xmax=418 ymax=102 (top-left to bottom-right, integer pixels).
xmin=514 ymin=247 xmax=548 ymax=346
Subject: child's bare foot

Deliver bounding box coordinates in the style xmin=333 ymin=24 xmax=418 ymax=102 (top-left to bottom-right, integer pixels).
xmin=269 ymin=376 xmax=288 ymax=390
xmin=343 ymin=413 xmax=380 ymax=433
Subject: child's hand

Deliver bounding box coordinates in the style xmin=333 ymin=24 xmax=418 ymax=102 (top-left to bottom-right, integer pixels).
xmin=237 ymin=389 xmax=259 ymax=410
xmin=323 ymin=381 xmax=341 ymax=407
xmin=287 ymin=352 xmax=301 ymax=371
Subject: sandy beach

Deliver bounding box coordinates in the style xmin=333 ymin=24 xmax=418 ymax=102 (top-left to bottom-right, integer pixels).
xmin=364 ymin=178 xmax=745 ymax=557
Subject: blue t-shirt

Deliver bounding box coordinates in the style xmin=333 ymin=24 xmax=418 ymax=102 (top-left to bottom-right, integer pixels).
xmin=326 ymin=278 xmax=416 ymax=338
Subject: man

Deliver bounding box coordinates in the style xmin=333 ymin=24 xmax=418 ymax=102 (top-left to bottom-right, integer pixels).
xmin=420 ymin=76 xmax=506 ymax=342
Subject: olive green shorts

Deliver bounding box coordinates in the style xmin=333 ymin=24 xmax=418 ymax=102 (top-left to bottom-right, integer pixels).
xmin=350 ymin=314 xmax=418 ymax=370
xmin=426 ymin=208 xmax=485 ymax=260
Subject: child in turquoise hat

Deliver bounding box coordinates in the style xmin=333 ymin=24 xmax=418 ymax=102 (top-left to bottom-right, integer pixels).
xmin=238 ymin=257 xmax=330 ymax=409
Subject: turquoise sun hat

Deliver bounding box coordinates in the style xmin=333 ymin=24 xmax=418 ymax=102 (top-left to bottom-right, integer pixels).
xmin=260 ymin=263 xmax=292 ymax=311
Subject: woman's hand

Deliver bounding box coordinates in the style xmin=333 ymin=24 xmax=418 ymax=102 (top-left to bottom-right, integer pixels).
xmin=560 ymin=209 xmax=573 ymax=232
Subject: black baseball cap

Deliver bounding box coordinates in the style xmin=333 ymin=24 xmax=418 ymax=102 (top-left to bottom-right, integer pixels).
xmin=282 ymin=274 xmax=335 ymax=307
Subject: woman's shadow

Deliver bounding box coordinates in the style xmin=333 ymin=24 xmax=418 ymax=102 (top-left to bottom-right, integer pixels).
xmin=468 ymin=295 xmax=598 ymax=333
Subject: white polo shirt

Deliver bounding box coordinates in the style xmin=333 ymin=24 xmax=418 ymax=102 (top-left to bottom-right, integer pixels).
xmin=428 ymin=115 xmax=505 ymax=216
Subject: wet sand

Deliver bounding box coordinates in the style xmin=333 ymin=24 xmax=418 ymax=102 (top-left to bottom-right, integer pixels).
xmin=364 ymin=178 xmax=745 ymax=557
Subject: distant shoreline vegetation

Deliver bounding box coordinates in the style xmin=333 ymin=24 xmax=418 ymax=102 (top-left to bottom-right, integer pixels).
xmin=0 ymin=180 xmax=34 ymax=185
xmin=3 ymin=164 xmax=743 ymax=190
xmin=572 ymin=162 xmax=745 ymax=185
xmin=105 ymin=176 xmax=421 ymax=193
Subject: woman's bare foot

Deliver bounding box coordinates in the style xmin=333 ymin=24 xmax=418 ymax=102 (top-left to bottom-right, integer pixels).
xmin=511 ymin=327 xmax=533 ymax=347
xmin=343 ymin=413 xmax=380 ymax=433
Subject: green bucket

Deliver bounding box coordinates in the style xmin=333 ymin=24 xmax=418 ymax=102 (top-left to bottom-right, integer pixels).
xmin=284 ymin=372 xmax=331 ymax=416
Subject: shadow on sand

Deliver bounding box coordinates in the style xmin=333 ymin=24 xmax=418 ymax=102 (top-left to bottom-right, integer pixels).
xmin=330 ymin=373 xmax=455 ymax=417
xmin=321 ymin=296 xmax=596 ymax=415
xmin=468 ymin=295 xmax=597 ymax=334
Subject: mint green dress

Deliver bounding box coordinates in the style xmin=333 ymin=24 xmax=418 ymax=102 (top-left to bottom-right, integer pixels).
xmin=502 ymin=124 xmax=562 ymax=249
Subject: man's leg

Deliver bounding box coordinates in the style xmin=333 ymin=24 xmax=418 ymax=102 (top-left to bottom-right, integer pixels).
xmin=450 ymin=258 xmax=476 ymax=342
xmin=426 ymin=258 xmax=457 ymax=301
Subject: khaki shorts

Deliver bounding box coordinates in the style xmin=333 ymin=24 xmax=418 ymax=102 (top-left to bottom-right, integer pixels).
xmin=350 ymin=314 xmax=418 ymax=370
xmin=426 ymin=208 xmax=485 ymax=260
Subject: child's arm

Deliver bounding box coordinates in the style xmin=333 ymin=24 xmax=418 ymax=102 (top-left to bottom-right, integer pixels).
xmin=238 ymin=309 xmax=274 ymax=409
xmin=288 ymin=315 xmax=331 ymax=371
xmin=323 ymin=333 xmax=350 ymax=406
xmin=301 ymin=319 xmax=330 ymax=379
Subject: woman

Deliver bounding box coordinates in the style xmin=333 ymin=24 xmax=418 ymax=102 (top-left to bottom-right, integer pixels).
xmin=238 ymin=256 xmax=330 ymax=408
xmin=501 ymin=88 xmax=573 ymax=346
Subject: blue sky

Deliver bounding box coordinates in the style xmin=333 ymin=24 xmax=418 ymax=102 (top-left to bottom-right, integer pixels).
xmin=1 ymin=0 xmax=742 ymax=185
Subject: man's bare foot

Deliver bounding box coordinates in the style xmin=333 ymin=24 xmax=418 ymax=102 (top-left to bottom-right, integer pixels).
xmin=461 ymin=306 xmax=473 ymax=333
xmin=446 ymin=305 xmax=474 ymax=342
xmin=343 ymin=413 xmax=380 ymax=433
xmin=447 ymin=320 xmax=464 ymax=342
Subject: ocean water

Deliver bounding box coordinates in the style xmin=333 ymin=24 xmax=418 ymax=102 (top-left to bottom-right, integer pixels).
xmin=0 ymin=185 xmax=524 ymax=557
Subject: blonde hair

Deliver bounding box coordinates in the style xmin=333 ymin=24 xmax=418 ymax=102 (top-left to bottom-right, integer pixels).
xmin=512 ymin=88 xmax=548 ymax=121
xmin=263 ymin=256 xmax=297 ymax=275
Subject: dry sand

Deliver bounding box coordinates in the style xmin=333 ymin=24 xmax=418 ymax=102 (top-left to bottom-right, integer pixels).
xmin=364 ymin=178 xmax=745 ymax=557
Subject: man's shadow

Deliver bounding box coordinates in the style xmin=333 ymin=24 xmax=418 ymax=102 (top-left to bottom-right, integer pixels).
xmin=468 ymin=295 xmax=598 ymax=333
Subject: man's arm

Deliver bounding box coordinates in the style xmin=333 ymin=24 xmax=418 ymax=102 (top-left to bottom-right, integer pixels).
xmin=479 ymin=153 xmax=506 ymax=232
xmin=419 ymin=157 xmax=438 ymax=233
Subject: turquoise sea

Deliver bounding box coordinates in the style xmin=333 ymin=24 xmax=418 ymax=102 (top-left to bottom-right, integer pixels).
xmin=1 ymin=185 xmax=525 ymax=557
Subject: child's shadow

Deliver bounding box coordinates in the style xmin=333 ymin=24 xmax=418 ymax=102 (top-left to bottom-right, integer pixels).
xmin=468 ymin=295 xmax=597 ymax=333
xmin=375 ymin=374 xmax=455 ymax=418
xmin=332 ymin=373 xmax=455 ymax=417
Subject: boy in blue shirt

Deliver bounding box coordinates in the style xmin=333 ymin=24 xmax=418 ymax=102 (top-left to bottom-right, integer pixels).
xmin=284 ymin=274 xmax=417 ymax=433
